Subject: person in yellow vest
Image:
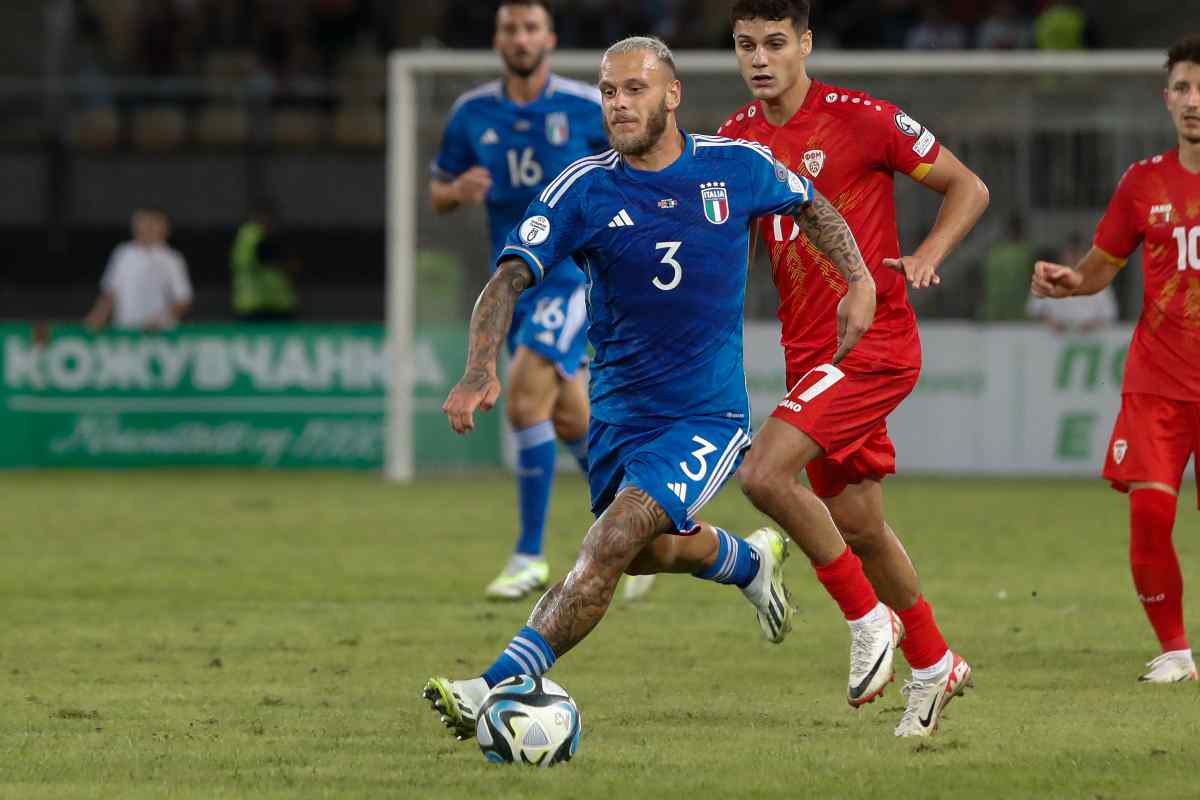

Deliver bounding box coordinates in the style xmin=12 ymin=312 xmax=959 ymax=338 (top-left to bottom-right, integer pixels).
xmin=231 ymin=205 xmax=299 ymax=321
xmin=1034 ymin=0 xmax=1093 ymax=51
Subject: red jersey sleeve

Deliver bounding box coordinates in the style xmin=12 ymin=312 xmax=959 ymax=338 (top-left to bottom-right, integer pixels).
xmin=1093 ymin=167 xmax=1143 ymax=263
xmin=872 ymin=101 xmax=942 ymax=182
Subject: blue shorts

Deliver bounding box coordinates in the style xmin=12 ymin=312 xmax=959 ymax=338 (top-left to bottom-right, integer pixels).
xmin=588 ymin=416 xmax=752 ymax=534
xmin=508 ymin=282 xmax=589 ymax=379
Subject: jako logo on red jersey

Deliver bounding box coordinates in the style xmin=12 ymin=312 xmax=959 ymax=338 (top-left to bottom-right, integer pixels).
xmin=700 ymin=182 xmax=730 ymax=225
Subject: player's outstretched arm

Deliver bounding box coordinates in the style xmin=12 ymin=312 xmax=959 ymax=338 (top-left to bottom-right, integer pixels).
xmin=442 ymin=257 xmax=534 ymax=434
xmin=791 ymin=192 xmax=876 ymax=364
xmin=1032 ymin=247 xmax=1122 ymax=299
xmin=888 ymin=146 xmax=990 ymax=289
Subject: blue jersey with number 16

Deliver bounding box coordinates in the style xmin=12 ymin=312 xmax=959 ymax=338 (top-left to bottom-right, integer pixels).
xmin=432 ymin=74 xmax=608 ymax=295
xmin=499 ymin=132 xmax=814 ymax=426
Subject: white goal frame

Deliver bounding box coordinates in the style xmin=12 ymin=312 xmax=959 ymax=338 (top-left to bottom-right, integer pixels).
xmin=385 ymin=49 xmax=1164 ymax=482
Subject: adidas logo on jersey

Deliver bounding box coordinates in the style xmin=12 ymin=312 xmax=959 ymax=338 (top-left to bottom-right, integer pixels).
xmin=480 ymin=128 xmax=499 ymax=145
xmin=608 ymin=209 xmax=635 ymax=228
xmin=667 ymin=482 xmax=687 ymax=503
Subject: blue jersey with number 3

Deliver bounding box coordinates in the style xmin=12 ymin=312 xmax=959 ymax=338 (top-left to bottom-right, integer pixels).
xmin=499 ymin=132 xmax=815 ymax=425
xmin=432 ymin=75 xmax=608 ymax=295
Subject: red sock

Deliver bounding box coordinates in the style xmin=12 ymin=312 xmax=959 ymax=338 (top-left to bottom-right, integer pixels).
xmin=813 ymin=547 xmax=878 ymax=621
xmin=897 ymin=595 xmax=950 ymax=670
xmin=1130 ymin=489 xmax=1188 ymax=652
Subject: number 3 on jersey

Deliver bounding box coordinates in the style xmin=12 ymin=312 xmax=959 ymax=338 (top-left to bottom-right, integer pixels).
xmin=654 ymin=241 xmax=683 ymax=291
xmin=1174 ymin=226 xmax=1200 ymax=271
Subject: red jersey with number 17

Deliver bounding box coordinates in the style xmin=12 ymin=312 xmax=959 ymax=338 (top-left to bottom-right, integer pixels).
xmin=1094 ymin=149 xmax=1200 ymax=401
xmin=719 ymin=79 xmax=941 ymax=373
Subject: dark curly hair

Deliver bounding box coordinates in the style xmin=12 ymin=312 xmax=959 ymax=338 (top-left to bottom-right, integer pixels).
xmin=1166 ymin=35 xmax=1200 ymax=74
xmin=730 ymin=0 xmax=811 ymax=33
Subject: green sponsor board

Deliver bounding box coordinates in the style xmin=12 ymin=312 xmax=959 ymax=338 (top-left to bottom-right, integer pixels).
xmin=0 ymin=323 xmax=498 ymax=469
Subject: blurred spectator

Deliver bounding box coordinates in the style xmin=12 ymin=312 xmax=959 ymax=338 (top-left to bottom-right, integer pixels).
xmin=1034 ymin=0 xmax=1093 ymax=51
xmin=231 ymin=204 xmax=299 ymax=322
xmin=905 ymin=2 xmax=968 ymax=50
xmin=85 ymin=208 xmax=193 ymax=331
xmin=981 ymin=214 xmax=1035 ymax=321
xmin=309 ymin=0 xmax=370 ymax=72
xmin=46 ymin=0 xmax=113 ymax=109
xmin=833 ymin=0 xmax=918 ymax=50
xmin=976 ymin=1 xmax=1034 ymax=49
xmin=136 ymin=0 xmax=190 ymax=76
xmin=1026 ymin=233 xmax=1118 ymax=333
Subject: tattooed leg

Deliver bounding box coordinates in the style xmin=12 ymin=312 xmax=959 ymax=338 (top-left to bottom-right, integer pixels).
xmin=527 ymin=488 xmax=671 ymax=656
xmin=625 ymin=523 xmax=722 ymax=575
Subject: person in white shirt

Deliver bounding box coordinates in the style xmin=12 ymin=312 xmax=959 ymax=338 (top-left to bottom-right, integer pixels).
xmin=85 ymin=208 xmax=193 ymax=331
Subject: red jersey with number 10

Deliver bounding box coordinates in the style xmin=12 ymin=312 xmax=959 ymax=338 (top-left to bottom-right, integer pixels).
xmin=1094 ymin=149 xmax=1200 ymax=401
xmin=719 ymin=79 xmax=941 ymax=373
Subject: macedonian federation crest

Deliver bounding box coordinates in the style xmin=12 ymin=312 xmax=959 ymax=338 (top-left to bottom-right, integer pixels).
xmin=803 ymin=149 xmax=826 ymax=177
xmin=545 ymin=112 xmax=569 ymax=146
xmin=700 ymin=181 xmax=730 ymax=225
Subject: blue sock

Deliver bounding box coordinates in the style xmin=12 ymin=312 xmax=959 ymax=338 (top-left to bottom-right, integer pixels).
xmin=514 ymin=421 xmax=556 ymax=557
xmin=693 ymin=528 xmax=761 ymax=589
xmin=565 ymin=435 xmax=588 ymax=473
xmin=482 ymin=626 xmax=558 ymax=688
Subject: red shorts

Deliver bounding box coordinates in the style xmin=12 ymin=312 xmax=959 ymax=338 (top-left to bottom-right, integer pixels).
xmin=1104 ymin=393 xmax=1200 ymax=506
xmin=771 ymin=363 xmax=920 ymax=498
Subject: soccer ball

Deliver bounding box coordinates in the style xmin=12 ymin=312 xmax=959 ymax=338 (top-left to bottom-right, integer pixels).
xmin=475 ymin=675 xmax=581 ymax=766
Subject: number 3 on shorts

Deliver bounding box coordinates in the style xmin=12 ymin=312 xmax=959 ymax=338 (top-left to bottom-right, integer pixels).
xmin=679 ymin=435 xmax=718 ymax=481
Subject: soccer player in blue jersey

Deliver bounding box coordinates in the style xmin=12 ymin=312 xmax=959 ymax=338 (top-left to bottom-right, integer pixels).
xmin=424 ymin=36 xmax=883 ymax=739
xmin=430 ymin=0 xmax=610 ymax=601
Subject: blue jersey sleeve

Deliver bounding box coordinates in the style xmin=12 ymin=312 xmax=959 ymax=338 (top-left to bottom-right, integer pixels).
xmin=746 ymin=146 xmax=814 ymax=217
xmin=498 ymin=186 xmax=589 ymax=284
xmin=431 ymin=106 xmax=476 ymax=181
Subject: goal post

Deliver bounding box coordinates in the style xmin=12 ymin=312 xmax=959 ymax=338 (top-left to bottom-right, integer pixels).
xmin=385 ymin=49 xmax=1164 ymax=482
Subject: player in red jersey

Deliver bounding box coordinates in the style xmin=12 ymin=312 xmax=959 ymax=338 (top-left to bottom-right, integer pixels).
xmin=1033 ymin=36 xmax=1200 ymax=685
xmin=722 ymin=0 xmax=990 ymax=736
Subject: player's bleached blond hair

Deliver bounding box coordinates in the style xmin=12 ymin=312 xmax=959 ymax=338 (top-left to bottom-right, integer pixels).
xmin=602 ymin=36 xmax=677 ymax=78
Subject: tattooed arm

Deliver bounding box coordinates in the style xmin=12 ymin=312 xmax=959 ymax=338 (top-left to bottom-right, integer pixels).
xmin=442 ymin=256 xmax=535 ymax=434
xmin=791 ymin=190 xmax=877 ymax=364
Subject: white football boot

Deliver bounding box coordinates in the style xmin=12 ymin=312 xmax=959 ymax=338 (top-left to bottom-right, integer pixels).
xmin=894 ymin=651 xmax=974 ymax=737
xmin=622 ymin=574 xmax=657 ymax=602
xmin=847 ymin=603 xmax=903 ymax=706
xmin=484 ymin=555 xmax=549 ymax=601
xmin=1138 ymin=651 xmax=1199 ymax=684
xmin=740 ymin=528 xmax=794 ymax=644
xmin=422 ymin=676 xmax=490 ymax=740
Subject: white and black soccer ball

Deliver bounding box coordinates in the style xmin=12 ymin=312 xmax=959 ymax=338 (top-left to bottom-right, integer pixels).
xmin=475 ymin=675 xmax=581 ymax=767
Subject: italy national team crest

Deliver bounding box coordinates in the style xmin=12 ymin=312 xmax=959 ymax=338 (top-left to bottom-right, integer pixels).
xmin=700 ymin=181 xmax=730 ymax=225
xmin=803 ymin=149 xmax=826 ymax=177
xmin=546 ymin=112 xmax=569 ymax=146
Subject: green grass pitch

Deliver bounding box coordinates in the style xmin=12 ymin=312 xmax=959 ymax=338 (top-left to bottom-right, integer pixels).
xmin=3 ymin=471 xmax=1199 ymax=798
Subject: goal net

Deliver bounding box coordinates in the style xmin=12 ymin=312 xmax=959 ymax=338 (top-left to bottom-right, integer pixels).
xmin=387 ymin=50 xmax=1168 ymax=481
